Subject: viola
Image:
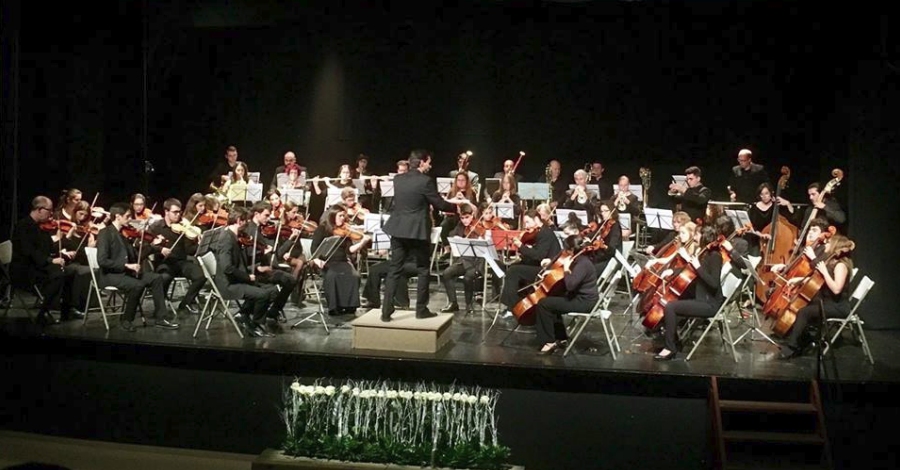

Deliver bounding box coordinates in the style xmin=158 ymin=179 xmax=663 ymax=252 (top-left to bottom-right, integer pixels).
xmin=464 ymin=222 xmax=486 ymax=239
xmin=291 ymin=217 xmax=318 ymax=234
xmin=517 ymin=226 xmax=540 ymax=245
xmin=171 ymin=220 xmax=202 ymax=240
xmin=482 ymin=218 xmax=510 ymax=231
xmin=333 ymin=226 xmax=366 ymax=242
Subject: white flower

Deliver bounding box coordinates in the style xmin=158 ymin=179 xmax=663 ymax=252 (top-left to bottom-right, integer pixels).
xmin=314 ymin=386 xmax=326 ymax=395
xmin=467 ymin=396 xmax=477 ymax=405
xmin=452 ymin=393 xmax=462 ymax=401
xmin=290 ymin=382 xmax=301 ymax=392
xmin=376 ymin=390 xmax=386 ymax=399
xmin=480 ymin=395 xmax=490 ymax=405
xmin=413 ymin=392 xmax=423 ymax=400
xmin=442 ymin=392 xmax=452 ymax=400
xmin=386 ymin=390 xmax=398 ymax=399
xmin=430 ymin=392 xmax=443 ymax=402
xmin=400 ymin=391 xmax=413 ymax=400
xmin=325 ymin=386 xmax=336 ymax=396
xmin=352 ymin=389 xmax=360 ymax=397
xmin=341 ymin=385 xmax=351 ymax=394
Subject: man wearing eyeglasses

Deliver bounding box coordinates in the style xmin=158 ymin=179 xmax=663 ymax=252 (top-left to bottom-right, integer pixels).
xmin=10 ymin=196 xmax=79 ymax=325
xmin=668 ymin=166 xmax=711 ymax=222
xmin=148 ymin=198 xmax=207 ymax=315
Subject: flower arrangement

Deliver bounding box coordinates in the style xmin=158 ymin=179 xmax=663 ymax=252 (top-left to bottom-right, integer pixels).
xmin=282 ymin=379 xmax=512 ymax=469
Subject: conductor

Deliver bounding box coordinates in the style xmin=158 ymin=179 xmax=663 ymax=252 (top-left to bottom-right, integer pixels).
xmin=381 ymin=149 xmax=471 ymax=321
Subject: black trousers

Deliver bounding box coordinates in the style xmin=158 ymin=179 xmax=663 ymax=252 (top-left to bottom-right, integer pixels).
xmin=663 ymin=299 xmax=718 ymax=352
xmin=155 ymin=258 xmax=206 ymax=308
xmin=383 ymin=237 xmax=431 ymax=316
xmin=226 ymin=282 xmax=276 ymax=324
xmin=500 ymin=263 xmax=541 ymax=308
xmin=535 ymin=296 xmax=597 ymax=345
xmin=26 ymin=264 xmax=78 ymax=316
xmin=441 ymin=261 xmax=480 ymax=307
xmin=364 ymin=260 xmax=412 ymax=306
xmin=439 ymin=214 xmax=459 ymax=246
xmin=785 ymin=299 xmax=849 ymax=349
xmin=101 ymin=271 xmax=169 ymax=322
xmin=256 ymin=269 xmax=297 ymax=314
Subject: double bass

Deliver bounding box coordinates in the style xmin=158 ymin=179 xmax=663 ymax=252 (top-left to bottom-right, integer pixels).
xmin=756 ymin=167 xmax=798 ymax=302
xmin=790 ymin=169 xmax=844 ymax=255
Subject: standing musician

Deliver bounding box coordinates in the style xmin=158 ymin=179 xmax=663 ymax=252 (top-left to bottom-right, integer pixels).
xmin=643 ymin=211 xmax=691 ymax=256
xmin=653 ymin=225 xmax=725 ymax=361
xmin=209 ymin=145 xmax=240 ymax=186
xmin=490 ymin=174 xmax=522 ymax=229
xmin=96 ymin=203 xmax=178 ymax=331
xmin=499 ymin=209 xmax=562 ymax=314
xmin=587 ymin=162 xmax=615 ymax=201
xmin=147 ymin=198 xmax=206 ymax=315
xmin=778 ymin=234 xmax=855 ymax=359
xmin=563 ymin=169 xmax=599 ymax=213
xmin=746 ymin=183 xmax=795 ymax=256
xmin=588 ymin=202 xmax=622 ymax=276
xmin=245 ymin=202 xmax=299 ymax=320
xmin=212 ymin=206 xmax=277 ymax=338
xmin=381 ymin=149 xmax=471 ymax=322
xmin=728 ymin=149 xmax=770 ymax=204
xmin=538 ymin=160 xmax=570 ymax=209
xmin=440 ymin=204 xmax=484 ymax=315
xmin=310 ymin=205 xmax=370 ymax=315
xmin=449 ymin=151 xmax=480 ymax=188
xmin=270 ymin=151 xmax=303 ymax=190
xmin=440 ymin=171 xmax=479 ymax=258
xmin=10 ymin=196 xmax=80 ymax=325
xmin=780 ymin=182 xmax=847 ymax=230
xmin=668 ymin=165 xmax=711 ymax=223
xmin=493 ymin=159 xmax=523 ymax=182
xmin=534 ymin=234 xmax=600 ymax=354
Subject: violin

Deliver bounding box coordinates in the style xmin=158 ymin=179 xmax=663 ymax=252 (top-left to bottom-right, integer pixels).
xmin=120 ymin=225 xmax=165 ymax=244
xmin=464 ymin=222 xmax=487 ymax=239
xmin=516 ymin=226 xmax=540 ymax=245
xmin=171 ymin=219 xmax=202 ymax=240
xmin=198 ymin=209 xmax=229 ymax=228
xmin=291 ymin=216 xmax=318 ymax=234
xmin=333 ymin=226 xmax=366 ymax=242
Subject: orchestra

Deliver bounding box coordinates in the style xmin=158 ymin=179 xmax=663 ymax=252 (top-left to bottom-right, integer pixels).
xmin=8 ymin=146 xmax=859 ymax=364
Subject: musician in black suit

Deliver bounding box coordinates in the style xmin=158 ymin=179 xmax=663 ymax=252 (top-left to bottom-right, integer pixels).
xmin=668 ymin=166 xmax=711 ymax=223
xmin=96 ymin=203 xmax=178 ymax=332
xmin=499 ymin=209 xmax=562 ymax=312
xmin=380 ymin=149 xmax=472 ymax=321
xmin=245 ymin=202 xmax=298 ymax=319
xmin=148 ymin=198 xmax=206 ymax=315
xmin=728 ymin=149 xmax=769 ymax=204
xmin=212 ymin=206 xmax=278 ymax=337
xmin=10 ymin=196 xmax=79 ymax=325
xmin=780 ymin=182 xmax=847 ymax=231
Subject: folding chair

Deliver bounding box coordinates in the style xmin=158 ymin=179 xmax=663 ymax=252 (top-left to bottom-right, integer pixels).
xmin=823 ymin=275 xmax=875 ymax=364
xmin=684 ymin=272 xmax=742 ymax=362
xmin=194 ymin=252 xmax=245 ymax=338
xmin=0 ymin=240 xmax=43 ymax=320
xmin=289 ymin=237 xmax=333 ymax=334
xmin=563 ymin=263 xmax=624 ymax=359
xmin=83 ymin=247 xmax=126 ymax=331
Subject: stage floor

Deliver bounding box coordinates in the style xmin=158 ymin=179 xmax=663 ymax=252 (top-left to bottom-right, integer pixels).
xmin=3 ymin=281 xmax=897 ymax=393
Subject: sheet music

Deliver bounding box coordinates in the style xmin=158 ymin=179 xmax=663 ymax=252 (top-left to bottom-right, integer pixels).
xmin=363 ymin=213 xmax=390 ymax=233
xmin=494 ymin=202 xmax=515 ymax=219
xmin=379 ymin=180 xmax=395 ymax=198
xmin=644 ymin=208 xmax=674 ymax=230
xmin=725 ymin=209 xmax=752 ymax=229
xmin=618 ymin=213 xmax=632 ymax=231
xmin=518 ymin=182 xmax=548 ymax=201
xmin=436 ymin=177 xmax=453 ymax=194
xmin=555 ymin=209 xmax=588 ymax=226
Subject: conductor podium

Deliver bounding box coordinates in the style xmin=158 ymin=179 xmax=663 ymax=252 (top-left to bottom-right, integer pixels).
xmin=351 ymin=309 xmax=453 ymax=353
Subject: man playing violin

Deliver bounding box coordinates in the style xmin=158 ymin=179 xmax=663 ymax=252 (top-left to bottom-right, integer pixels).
xmin=10 ymin=196 xmax=80 ymax=325
xmin=96 ymin=203 xmax=178 ymax=332
xmin=148 ymin=198 xmax=207 ymax=315
xmin=245 ymin=202 xmax=299 ymax=323
xmin=498 ymin=209 xmax=562 ymax=316
xmin=440 ymin=204 xmax=485 ymax=315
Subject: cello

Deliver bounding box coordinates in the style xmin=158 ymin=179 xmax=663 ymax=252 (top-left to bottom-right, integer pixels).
xmin=762 ymin=226 xmax=834 ymax=319
xmin=755 ymin=167 xmax=798 ymax=302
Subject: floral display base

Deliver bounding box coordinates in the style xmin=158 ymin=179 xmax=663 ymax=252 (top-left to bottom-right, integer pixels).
xmin=252 ymin=449 xmax=523 ymax=470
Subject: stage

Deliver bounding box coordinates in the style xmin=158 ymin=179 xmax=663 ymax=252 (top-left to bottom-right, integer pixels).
xmin=2 ymin=285 xmax=899 ymax=469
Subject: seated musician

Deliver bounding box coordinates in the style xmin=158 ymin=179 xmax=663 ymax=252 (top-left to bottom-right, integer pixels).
xmin=10 ymin=196 xmax=79 ymax=325
xmin=148 ymin=198 xmax=206 ymax=315
xmin=493 ymin=159 xmax=523 ymax=182
xmin=440 ymin=171 xmax=479 ymax=257
xmin=588 ymin=202 xmax=622 ymax=276
xmin=310 ymin=205 xmax=371 ymax=315
xmin=341 ymin=187 xmax=369 ymax=226
xmin=499 ymin=209 xmax=562 ymax=315
xmin=183 ymin=193 xmax=207 ymax=223
xmin=538 ymin=159 xmax=569 ymax=209
xmin=59 ymin=200 xmax=101 ymax=316
xmin=96 ymin=203 xmax=178 ymax=331
xmin=746 ymin=183 xmax=795 ymax=256
xmin=778 ymin=234 xmax=855 ymax=359
xmin=535 ymin=234 xmax=600 ymax=354
xmin=563 ymin=169 xmax=598 ymax=213
xmin=131 ymin=193 xmax=161 ymax=222
xmin=212 ymin=206 xmax=277 ymax=338
xmin=313 ymin=164 xmax=355 ymax=195
xmin=269 ymin=151 xmax=303 ymax=190
xmin=267 ymin=189 xmax=284 ymax=220
xmin=490 ymin=174 xmax=521 ymax=229
xmin=645 ymin=221 xmax=698 ymax=269
xmin=612 ymin=175 xmax=641 ymax=219
xmin=353 ymin=154 xmax=377 ymax=210
xmin=449 ymin=151 xmax=480 ymax=188
xmin=771 ymin=218 xmax=830 ymax=275
xmin=643 ymin=211 xmax=691 ymax=256
xmin=362 ymin=260 xmax=414 ymax=310
xmin=440 ymin=204 xmax=485 ymax=315
xmin=281 ymin=163 xmax=308 ymax=191
xmin=654 ymin=225 xmax=725 ymax=361
xmin=535 ymin=203 xmax=556 ymax=229
xmin=245 ymin=202 xmax=299 ymax=320
xmin=276 ymin=201 xmax=310 ymax=280
xmin=223 ymin=161 xmax=251 ymax=195
xmin=56 ymin=188 xmax=83 ymax=222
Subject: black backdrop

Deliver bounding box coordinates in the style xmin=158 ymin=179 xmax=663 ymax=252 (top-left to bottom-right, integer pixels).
xmin=2 ymin=0 xmax=898 ymax=327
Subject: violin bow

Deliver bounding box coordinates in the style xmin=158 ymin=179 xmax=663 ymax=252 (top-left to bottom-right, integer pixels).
xmin=270 ymin=217 xmax=283 ymax=268
xmin=134 ymin=202 xmax=157 ymax=276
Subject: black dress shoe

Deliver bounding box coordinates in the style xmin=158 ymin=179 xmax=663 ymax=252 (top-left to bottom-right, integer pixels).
xmin=120 ymin=320 xmax=137 ymax=332
xmin=178 ymin=304 xmax=199 ymax=315
xmin=380 ymin=313 xmax=392 ymax=322
xmin=37 ymin=311 xmax=60 ymax=325
xmin=393 ymin=302 xmax=410 ymax=310
xmin=440 ymin=303 xmax=459 ymax=313
xmin=538 ymin=342 xmax=560 ymax=355
xmin=416 ymin=309 xmax=438 ymax=319
xmin=778 ymin=345 xmax=802 ymax=360
xmin=360 ymin=299 xmax=380 ymax=309
xmin=252 ymin=325 xmax=273 ymax=338
xmin=465 ymin=305 xmax=475 ymax=315
xmin=61 ymin=310 xmax=85 ymax=321
xmin=654 ymin=350 xmax=677 ymax=361
xmin=155 ymin=319 xmax=179 ymax=330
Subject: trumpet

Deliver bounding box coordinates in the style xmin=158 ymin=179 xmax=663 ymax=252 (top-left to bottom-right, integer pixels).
xmin=615 ymin=190 xmax=630 ymax=212
xmin=574 ymin=185 xmax=588 ymax=205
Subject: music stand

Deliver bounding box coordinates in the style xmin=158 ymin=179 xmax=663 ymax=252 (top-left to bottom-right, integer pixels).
xmin=446 ymin=237 xmax=507 ymax=335
xmin=363 ymin=213 xmax=389 ymax=233
xmin=494 ymin=202 xmax=515 ymax=220
xmin=725 ymin=209 xmax=752 ymax=230
xmin=730 ymin=256 xmax=777 ymax=346
xmin=436 ymin=177 xmax=453 ymax=194
xmin=644 ymin=208 xmax=674 ymax=230
xmin=326 ymin=187 xmax=352 ymax=209
xmin=283 ymin=189 xmax=308 ymax=207
xmin=518 ymin=182 xmax=548 ymax=201
xmin=291 ymin=235 xmax=343 ymax=331
xmin=619 ymin=213 xmax=632 ymax=232
xmin=379 ymin=180 xmax=395 ymax=198
xmin=275 ymin=173 xmax=289 ymax=188
xmin=555 ymin=209 xmax=588 ymax=226
xmin=248 ymin=172 xmax=261 ymax=184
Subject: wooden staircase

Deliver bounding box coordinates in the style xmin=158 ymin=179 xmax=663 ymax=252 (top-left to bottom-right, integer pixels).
xmin=710 ymin=376 xmax=832 ymax=470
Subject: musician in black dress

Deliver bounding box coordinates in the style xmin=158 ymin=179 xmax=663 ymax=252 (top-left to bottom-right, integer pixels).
xmin=500 ymin=209 xmax=562 ymax=313
xmin=534 ymin=234 xmax=600 ymax=354
xmin=96 ymin=203 xmax=177 ymax=331
xmin=745 ymin=183 xmax=796 ymax=256
xmin=728 ymin=149 xmax=769 ymax=204
xmin=148 ymin=198 xmax=206 ymax=315
xmin=310 ymin=205 xmax=370 ymax=315
xmin=653 ymin=226 xmax=724 ymax=360
xmin=589 ymin=202 xmax=622 ymax=276
xmin=490 ymin=174 xmax=522 ymax=229
xmin=440 ymin=204 xmax=485 ymax=315
xmin=668 ymin=166 xmax=711 ymax=223
xmin=779 ymin=234 xmax=854 ymax=359
xmin=10 ymin=196 xmax=79 ymax=325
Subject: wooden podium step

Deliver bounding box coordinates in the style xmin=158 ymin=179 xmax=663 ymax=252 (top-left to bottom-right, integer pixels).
xmin=719 ymin=400 xmax=817 ymax=414
xmin=351 ymin=309 xmax=453 ymax=353
xmin=722 ymin=430 xmax=826 ymax=445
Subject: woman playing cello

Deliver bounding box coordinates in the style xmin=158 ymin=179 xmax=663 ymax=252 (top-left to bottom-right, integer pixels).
xmin=777 ymin=233 xmax=854 ymax=359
